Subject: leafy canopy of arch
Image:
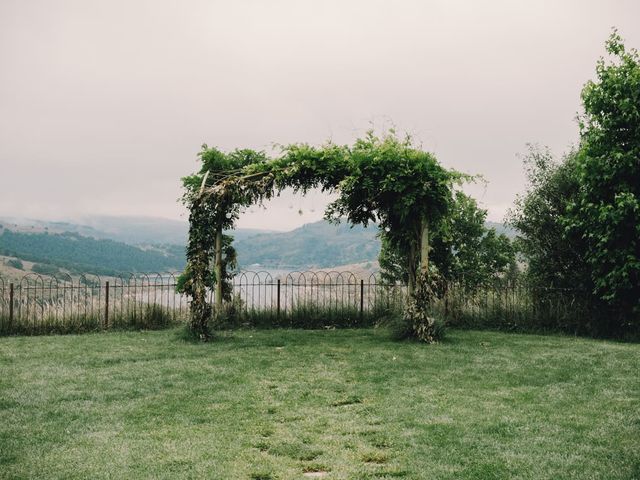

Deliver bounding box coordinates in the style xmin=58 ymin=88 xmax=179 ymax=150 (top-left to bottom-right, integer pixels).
xmin=182 ymin=130 xmax=464 ymax=340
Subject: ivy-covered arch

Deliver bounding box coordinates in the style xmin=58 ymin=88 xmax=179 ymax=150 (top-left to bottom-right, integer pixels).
xmin=182 ymin=131 xmax=460 ymax=341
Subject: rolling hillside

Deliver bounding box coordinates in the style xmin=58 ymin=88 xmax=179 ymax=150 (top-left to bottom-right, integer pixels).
xmin=0 ymin=215 xmax=273 ymax=245
xmin=234 ymin=221 xmax=380 ymax=268
xmin=0 ymin=229 xmax=185 ymax=276
xmin=0 ymin=216 xmax=515 ymax=274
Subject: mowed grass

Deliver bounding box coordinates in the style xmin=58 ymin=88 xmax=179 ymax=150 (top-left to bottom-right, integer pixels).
xmin=1 ymin=329 xmax=639 ymax=479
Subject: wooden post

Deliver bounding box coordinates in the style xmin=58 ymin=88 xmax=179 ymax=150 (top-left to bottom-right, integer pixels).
xmin=407 ymin=243 xmax=416 ymax=296
xmin=9 ymin=283 xmax=14 ymax=325
xmin=276 ymin=279 xmax=281 ymax=318
xmin=420 ymin=220 xmax=430 ymax=274
xmin=214 ymin=225 xmax=223 ymax=315
xmin=104 ymin=281 xmax=110 ymax=329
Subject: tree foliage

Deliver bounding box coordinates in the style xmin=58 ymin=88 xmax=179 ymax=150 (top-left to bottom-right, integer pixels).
xmin=509 ymin=31 xmax=639 ymax=335
xmin=507 ymin=146 xmax=588 ymax=291
xmin=567 ymin=30 xmax=640 ymax=321
xmin=325 ymin=132 xmax=457 ymax=293
xmin=382 ymin=191 xmax=516 ymax=290
xmin=431 ymin=191 xmax=515 ymax=289
xmin=0 ymin=230 xmax=184 ymax=276
xmin=5 ymin=258 xmax=23 ymax=270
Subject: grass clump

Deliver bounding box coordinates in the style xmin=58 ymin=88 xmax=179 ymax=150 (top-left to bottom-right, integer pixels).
xmin=215 ymin=297 xmax=401 ymax=331
xmin=0 ymin=304 xmax=182 ymax=336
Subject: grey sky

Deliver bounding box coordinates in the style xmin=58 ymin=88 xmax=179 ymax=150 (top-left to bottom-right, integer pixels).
xmin=1 ymin=0 xmax=639 ymax=231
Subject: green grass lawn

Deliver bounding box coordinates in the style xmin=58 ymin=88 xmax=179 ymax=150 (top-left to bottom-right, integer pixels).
xmin=1 ymin=328 xmax=639 ymax=480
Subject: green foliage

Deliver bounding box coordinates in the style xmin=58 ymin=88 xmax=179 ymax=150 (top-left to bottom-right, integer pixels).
xmin=400 ymin=270 xmax=446 ymax=343
xmin=507 ymin=146 xmax=589 ymax=290
xmin=507 ymin=31 xmax=640 ymax=335
xmin=325 ymin=131 xmax=453 ymax=226
xmin=182 ymin=199 xmax=216 ymax=339
xmin=5 ymin=258 xmax=23 ymax=270
xmin=381 ymin=191 xmax=516 ymax=290
xmin=378 ymin=235 xmax=408 ymax=285
xmin=431 ymin=191 xmax=516 ymax=289
xmin=566 ymin=30 xmax=640 ymax=325
xmin=325 ymin=131 xmax=457 ymax=291
xmin=177 ymin=233 xmax=237 ymax=301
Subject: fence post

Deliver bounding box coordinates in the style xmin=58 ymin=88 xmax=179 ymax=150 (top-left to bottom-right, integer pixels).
xmin=104 ymin=281 xmax=109 ymax=329
xmin=277 ymin=279 xmax=281 ymax=318
xmin=360 ymin=279 xmax=364 ymax=320
xmin=9 ymin=283 xmax=14 ymax=325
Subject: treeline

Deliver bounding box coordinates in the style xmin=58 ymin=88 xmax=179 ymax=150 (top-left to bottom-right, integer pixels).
xmin=0 ymin=230 xmax=185 ymax=276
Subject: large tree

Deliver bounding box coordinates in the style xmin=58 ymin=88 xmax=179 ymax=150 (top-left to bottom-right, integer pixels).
xmin=567 ymin=30 xmax=640 ymax=326
xmin=507 ymin=146 xmax=589 ymax=291
xmin=381 ymin=190 xmax=516 ymax=290
xmin=509 ymin=31 xmax=639 ymax=335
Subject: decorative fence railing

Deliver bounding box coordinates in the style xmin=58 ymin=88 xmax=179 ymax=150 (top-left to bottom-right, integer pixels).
xmin=0 ymin=271 xmax=405 ymax=335
xmin=0 ymin=273 xmax=187 ymax=335
xmin=0 ymin=271 xmax=589 ymax=335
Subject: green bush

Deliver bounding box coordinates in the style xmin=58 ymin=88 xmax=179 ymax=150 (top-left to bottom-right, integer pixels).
xmin=31 ymin=263 xmax=60 ymax=276
xmin=5 ymin=258 xmax=23 ymax=270
xmin=384 ymin=310 xmax=446 ymax=342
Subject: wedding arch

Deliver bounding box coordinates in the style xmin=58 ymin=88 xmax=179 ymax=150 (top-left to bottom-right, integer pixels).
xmin=181 ymin=131 xmax=461 ymax=341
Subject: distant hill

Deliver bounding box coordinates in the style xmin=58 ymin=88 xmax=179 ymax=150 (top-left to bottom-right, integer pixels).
xmin=233 ymin=221 xmax=380 ymax=269
xmin=0 ymin=215 xmax=273 ymax=245
xmin=0 ymin=216 xmax=517 ymax=275
xmin=0 ymin=229 xmax=185 ymax=276
xmin=233 ymin=220 xmax=516 ymax=269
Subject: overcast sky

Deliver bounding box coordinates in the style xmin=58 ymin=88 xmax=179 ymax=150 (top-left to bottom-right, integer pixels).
xmin=1 ymin=0 xmax=639 ymax=231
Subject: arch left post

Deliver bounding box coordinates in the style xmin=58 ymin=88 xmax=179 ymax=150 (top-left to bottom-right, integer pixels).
xmin=187 ymin=196 xmax=214 ymax=341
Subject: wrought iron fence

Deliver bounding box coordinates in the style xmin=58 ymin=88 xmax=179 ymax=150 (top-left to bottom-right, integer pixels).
xmin=0 ymin=273 xmax=187 ymax=335
xmin=0 ymin=271 xmax=405 ymax=335
xmin=435 ymin=280 xmax=592 ymax=332
xmin=228 ymin=271 xmax=405 ymax=319
xmin=0 ymin=270 xmax=591 ymax=335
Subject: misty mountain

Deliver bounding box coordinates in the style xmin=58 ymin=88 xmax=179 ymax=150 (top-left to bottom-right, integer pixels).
xmin=0 ymin=215 xmax=273 ymax=245
xmin=0 ymin=216 xmax=516 ymax=274
xmin=233 ymin=221 xmax=380 ymax=269
xmin=231 ymin=221 xmax=515 ymax=268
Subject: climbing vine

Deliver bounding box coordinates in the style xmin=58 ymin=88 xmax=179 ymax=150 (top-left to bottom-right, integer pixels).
xmin=182 ymin=131 xmax=462 ymax=341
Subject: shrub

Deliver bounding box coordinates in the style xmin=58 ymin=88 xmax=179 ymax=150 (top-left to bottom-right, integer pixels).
xmin=5 ymin=258 xmax=23 ymax=270
xmin=31 ymin=263 xmax=60 ymax=276
xmin=400 ymin=271 xmax=446 ymax=343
